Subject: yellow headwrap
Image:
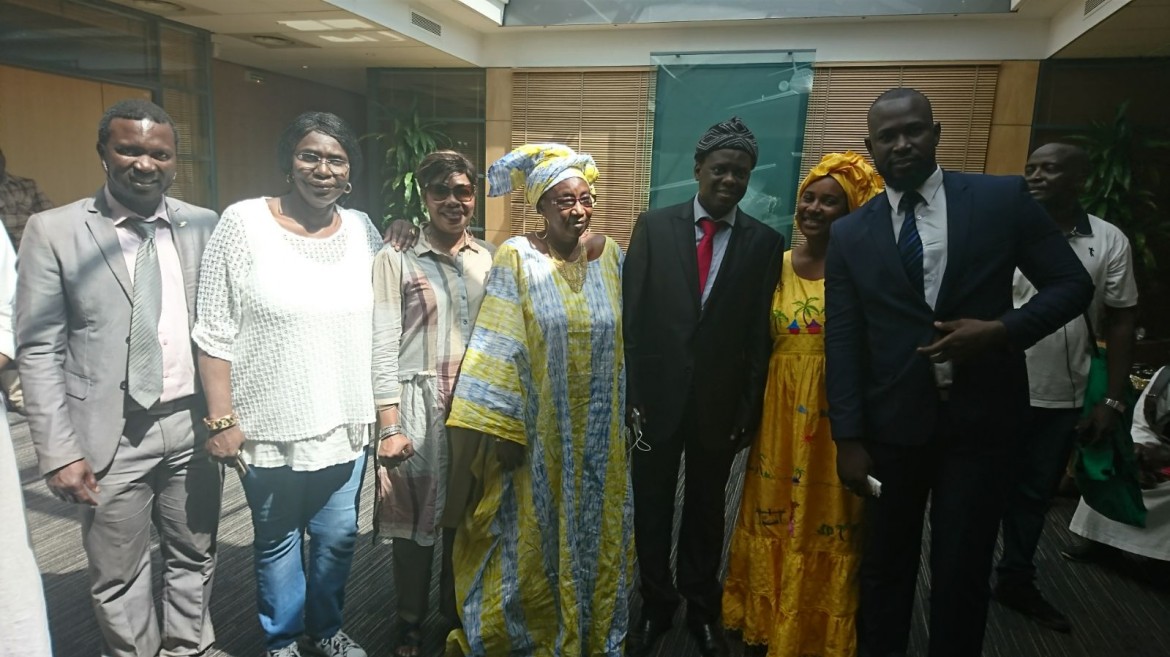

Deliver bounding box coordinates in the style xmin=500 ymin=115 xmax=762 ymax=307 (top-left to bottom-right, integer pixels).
xmin=797 ymin=151 xmax=884 ymax=213
xmin=486 ymin=143 xmax=600 ymax=208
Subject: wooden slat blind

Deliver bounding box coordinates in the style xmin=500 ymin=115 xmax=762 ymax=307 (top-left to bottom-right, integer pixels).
xmin=509 ymin=71 xmax=656 ymax=247
xmin=793 ymin=64 xmax=1000 ymax=245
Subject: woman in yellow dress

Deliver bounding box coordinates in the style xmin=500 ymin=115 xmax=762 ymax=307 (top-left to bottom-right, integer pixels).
xmin=722 ymin=152 xmax=882 ymax=657
xmin=444 ymin=143 xmax=633 ymax=657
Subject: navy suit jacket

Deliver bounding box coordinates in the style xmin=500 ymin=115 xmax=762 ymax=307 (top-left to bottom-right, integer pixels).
xmin=825 ymin=171 xmax=1093 ymax=447
xmin=623 ymin=200 xmax=784 ymax=446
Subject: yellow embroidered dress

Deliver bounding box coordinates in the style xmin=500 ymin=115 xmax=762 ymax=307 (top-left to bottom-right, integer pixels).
xmin=722 ymin=251 xmax=863 ymax=657
xmin=445 ymin=237 xmax=634 ymax=657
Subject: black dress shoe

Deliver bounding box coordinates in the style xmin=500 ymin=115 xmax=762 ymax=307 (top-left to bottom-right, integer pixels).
xmin=628 ymin=617 xmax=670 ymax=657
xmin=688 ymin=622 xmax=729 ymax=657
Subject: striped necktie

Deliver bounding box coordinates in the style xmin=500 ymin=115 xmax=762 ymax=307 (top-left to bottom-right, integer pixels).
xmin=897 ymin=191 xmax=925 ymax=296
xmin=126 ymin=218 xmax=164 ymax=409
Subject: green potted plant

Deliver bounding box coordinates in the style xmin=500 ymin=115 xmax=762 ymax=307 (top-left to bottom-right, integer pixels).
xmin=367 ymin=104 xmax=449 ymax=229
xmin=1072 ymin=102 xmax=1170 ymax=275
xmin=1071 ymin=101 xmax=1170 ymax=341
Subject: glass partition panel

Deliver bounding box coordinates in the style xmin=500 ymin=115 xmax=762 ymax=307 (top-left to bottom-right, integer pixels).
xmin=649 ymin=51 xmax=814 ymax=241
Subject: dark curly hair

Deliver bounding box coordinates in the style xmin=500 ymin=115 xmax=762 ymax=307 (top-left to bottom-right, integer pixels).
xmin=97 ymin=99 xmax=178 ymax=149
xmin=277 ymin=111 xmax=363 ymax=177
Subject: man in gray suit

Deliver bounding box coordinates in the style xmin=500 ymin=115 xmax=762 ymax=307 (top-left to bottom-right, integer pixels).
xmin=15 ymin=99 xmax=222 ymax=657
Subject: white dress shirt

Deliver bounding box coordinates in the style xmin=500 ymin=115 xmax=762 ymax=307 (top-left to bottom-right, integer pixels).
xmin=693 ymin=195 xmax=737 ymax=307
xmin=884 ymin=167 xmax=952 ymax=387
xmin=105 ymin=188 xmax=195 ymax=403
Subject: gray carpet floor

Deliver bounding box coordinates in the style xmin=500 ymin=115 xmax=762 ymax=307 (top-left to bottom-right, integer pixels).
xmin=10 ymin=411 xmax=1170 ymax=657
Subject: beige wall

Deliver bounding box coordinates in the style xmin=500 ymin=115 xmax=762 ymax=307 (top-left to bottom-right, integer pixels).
xmin=211 ymin=60 xmax=366 ymax=212
xmin=0 ymin=65 xmax=151 ymax=207
xmin=483 ymin=68 xmax=513 ymax=245
xmin=985 ymin=61 xmax=1041 ymax=176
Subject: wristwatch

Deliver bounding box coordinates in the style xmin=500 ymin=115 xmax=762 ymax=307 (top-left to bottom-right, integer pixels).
xmin=203 ymin=412 xmax=239 ymax=432
xmin=1102 ymin=397 xmax=1127 ymax=415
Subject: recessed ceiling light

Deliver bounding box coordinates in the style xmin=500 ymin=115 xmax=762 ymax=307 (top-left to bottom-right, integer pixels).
xmin=279 ymin=20 xmax=329 ymax=31
xmin=319 ymin=34 xmax=377 ymax=43
xmin=130 ymin=0 xmax=184 ymax=12
xmin=320 ymin=19 xmax=372 ymax=30
xmin=250 ymin=34 xmax=297 ymax=47
xmin=378 ymin=31 xmax=405 ymax=42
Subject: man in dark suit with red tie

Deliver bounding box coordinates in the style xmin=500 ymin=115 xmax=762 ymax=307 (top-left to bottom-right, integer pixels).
xmin=624 ymin=117 xmax=784 ymax=657
xmin=825 ymin=88 xmax=1093 ymax=657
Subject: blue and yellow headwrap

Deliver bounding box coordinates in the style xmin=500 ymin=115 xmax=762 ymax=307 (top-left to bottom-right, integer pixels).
xmin=486 ymin=143 xmax=599 ymax=208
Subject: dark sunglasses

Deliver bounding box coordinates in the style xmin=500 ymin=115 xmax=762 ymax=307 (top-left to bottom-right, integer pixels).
xmin=550 ymin=194 xmax=596 ymax=210
xmin=426 ymin=183 xmax=476 ymax=202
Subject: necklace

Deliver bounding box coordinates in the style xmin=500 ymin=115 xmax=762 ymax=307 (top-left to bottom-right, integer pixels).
xmin=545 ymin=241 xmax=588 ymax=293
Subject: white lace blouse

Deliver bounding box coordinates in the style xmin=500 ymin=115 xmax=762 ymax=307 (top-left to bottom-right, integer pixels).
xmin=192 ymin=197 xmax=383 ymax=470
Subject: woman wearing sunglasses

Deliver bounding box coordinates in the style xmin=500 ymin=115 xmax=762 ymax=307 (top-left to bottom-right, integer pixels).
xmin=370 ymin=150 xmax=495 ymax=657
xmin=194 ymin=112 xmax=382 ymax=657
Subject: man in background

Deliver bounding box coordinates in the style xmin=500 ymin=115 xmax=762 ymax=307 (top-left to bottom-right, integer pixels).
xmin=994 ymin=142 xmax=1138 ymax=633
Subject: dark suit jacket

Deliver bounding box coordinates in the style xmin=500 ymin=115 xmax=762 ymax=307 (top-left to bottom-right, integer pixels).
xmin=15 ymin=190 xmax=218 ymax=475
xmin=623 ymin=200 xmax=784 ymax=447
xmin=825 ymin=171 xmax=1093 ymax=447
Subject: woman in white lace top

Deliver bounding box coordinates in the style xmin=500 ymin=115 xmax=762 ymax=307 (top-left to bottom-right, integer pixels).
xmin=192 ymin=112 xmax=384 ymax=657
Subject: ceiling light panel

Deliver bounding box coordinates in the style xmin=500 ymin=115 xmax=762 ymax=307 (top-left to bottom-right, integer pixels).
xmin=280 ymin=20 xmax=329 ymax=31
xmin=319 ymin=34 xmax=378 ymax=43
xmin=321 ymin=19 xmax=372 ymax=29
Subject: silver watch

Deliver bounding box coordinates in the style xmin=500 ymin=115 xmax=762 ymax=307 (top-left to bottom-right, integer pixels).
xmin=1102 ymin=397 xmax=1127 ymax=414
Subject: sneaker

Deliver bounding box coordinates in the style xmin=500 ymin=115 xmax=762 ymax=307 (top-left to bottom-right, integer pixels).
xmin=266 ymin=644 xmax=301 ymax=657
xmin=993 ymin=580 xmax=1072 ymax=633
xmin=304 ymin=631 xmax=367 ymax=657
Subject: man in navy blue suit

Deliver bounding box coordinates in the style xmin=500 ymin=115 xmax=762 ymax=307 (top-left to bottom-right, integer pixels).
xmin=824 ymin=88 xmax=1092 ymax=657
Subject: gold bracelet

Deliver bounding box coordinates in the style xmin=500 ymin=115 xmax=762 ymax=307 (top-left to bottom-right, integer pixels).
xmin=203 ymin=412 xmax=239 ymax=432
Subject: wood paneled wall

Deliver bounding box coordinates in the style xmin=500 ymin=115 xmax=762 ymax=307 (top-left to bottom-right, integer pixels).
xmin=985 ymin=61 xmax=1041 ymax=175
xmin=0 ymin=65 xmax=151 ymax=207
xmin=211 ymin=60 xmax=367 ymax=212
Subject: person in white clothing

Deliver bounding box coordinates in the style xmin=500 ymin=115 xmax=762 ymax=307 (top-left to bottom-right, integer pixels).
xmin=1066 ymin=365 xmax=1170 ymax=563
xmin=193 ymin=112 xmax=382 ymax=657
xmin=0 ymin=231 xmax=52 ymax=657
xmin=994 ymin=142 xmax=1138 ymax=633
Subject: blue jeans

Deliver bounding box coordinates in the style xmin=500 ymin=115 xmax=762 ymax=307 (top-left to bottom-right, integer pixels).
xmin=241 ymin=452 xmax=367 ymax=651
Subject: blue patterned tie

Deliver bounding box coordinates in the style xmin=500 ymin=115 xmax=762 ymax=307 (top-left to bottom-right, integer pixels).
xmin=898 ymin=191 xmax=925 ymax=296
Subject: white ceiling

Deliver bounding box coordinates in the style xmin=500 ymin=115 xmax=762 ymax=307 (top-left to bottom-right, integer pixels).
xmin=107 ymin=0 xmax=1166 ymax=94
xmin=107 ymin=0 xmax=472 ymax=92
xmin=1056 ymin=0 xmax=1170 ymax=56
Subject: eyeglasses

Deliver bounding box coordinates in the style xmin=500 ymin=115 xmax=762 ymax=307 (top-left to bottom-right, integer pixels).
xmin=426 ymin=183 xmax=476 ymax=203
xmin=295 ymin=151 xmax=350 ymax=172
xmin=550 ymin=194 xmax=596 ymax=210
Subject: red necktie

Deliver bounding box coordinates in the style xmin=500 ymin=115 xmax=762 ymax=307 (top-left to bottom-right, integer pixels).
xmin=697 ymin=217 xmax=718 ymax=296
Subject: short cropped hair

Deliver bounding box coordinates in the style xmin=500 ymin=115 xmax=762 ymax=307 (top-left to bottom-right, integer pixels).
xmin=97 ymin=99 xmax=178 ymax=148
xmin=276 ymin=111 xmax=363 ymax=177
xmin=414 ymin=150 xmax=478 ymax=191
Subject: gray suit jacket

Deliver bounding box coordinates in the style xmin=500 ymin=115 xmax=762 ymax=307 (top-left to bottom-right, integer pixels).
xmin=15 ymin=190 xmax=218 ymax=476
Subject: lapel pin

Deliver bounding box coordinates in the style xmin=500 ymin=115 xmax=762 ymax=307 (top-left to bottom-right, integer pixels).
xmin=178 ymin=220 xmax=188 ymax=228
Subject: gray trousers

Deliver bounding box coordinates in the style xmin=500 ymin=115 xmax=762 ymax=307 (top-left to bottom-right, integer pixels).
xmin=83 ymin=407 xmax=223 ymax=657
xmin=0 ymin=415 xmax=52 ymax=657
